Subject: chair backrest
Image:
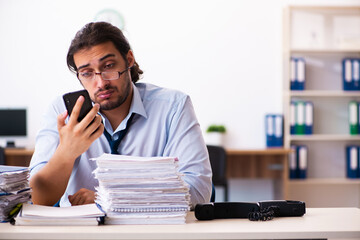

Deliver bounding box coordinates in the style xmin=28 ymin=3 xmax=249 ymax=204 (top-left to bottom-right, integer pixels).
xmin=0 ymin=147 xmax=5 ymax=165
xmin=206 ymin=145 xmax=227 ymax=185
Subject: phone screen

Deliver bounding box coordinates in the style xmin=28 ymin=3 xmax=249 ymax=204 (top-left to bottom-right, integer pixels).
xmin=63 ymin=90 xmax=93 ymax=122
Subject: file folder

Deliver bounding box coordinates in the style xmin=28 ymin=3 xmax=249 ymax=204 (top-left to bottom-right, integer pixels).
xmin=353 ymin=59 xmax=360 ymax=91
xmin=290 ymin=57 xmax=306 ymax=90
xmin=346 ymin=146 xmax=359 ymax=178
xmin=290 ymin=101 xmax=296 ymax=135
xmin=342 ymin=58 xmax=352 ymax=91
xmin=296 ymin=58 xmax=305 ymax=90
xmin=295 ymin=101 xmax=305 ymax=135
xmin=358 ymin=102 xmax=360 ymax=135
xmin=265 ymin=114 xmax=275 ymax=147
xmin=274 ymin=115 xmax=283 ymax=147
xmin=304 ymin=101 xmax=313 ymax=135
xmin=290 ymin=58 xmax=297 ymax=90
xmin=289 ymin=145 xmax=297 ymax=179
xmin=349 ymin=101 xmax=358 ymax=135
xmin=297 ymin=145 xmax=308 ymax=179
xmin=265 ymin=114 xmax=284 ymax=147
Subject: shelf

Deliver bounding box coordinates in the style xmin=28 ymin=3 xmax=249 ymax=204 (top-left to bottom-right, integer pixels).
xmin=289 ymin=178 xmax=360 ymax=185
xmin=289 ymin=134 xmax=360 ymax=141
xmin=290 ymin=48 xmax=360 ymax=54
xmin=288 ymin=90 xmax=360 ymax=97
xmin=283 ymin=5 xmax=360 ymax=207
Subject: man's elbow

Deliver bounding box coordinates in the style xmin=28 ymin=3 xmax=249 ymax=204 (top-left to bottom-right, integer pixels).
xmin=29 ymin=175 xmax=58 ymax=206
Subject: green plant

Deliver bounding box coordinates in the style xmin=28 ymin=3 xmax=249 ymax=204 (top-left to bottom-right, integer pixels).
xmin=206 ymin=125 xmax=226 ymax=133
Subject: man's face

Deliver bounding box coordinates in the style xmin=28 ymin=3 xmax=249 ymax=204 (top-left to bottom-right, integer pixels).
xmin=73 ymin=41 xmax=134 ymax=111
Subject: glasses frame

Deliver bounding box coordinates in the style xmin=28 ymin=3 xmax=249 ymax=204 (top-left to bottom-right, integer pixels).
xmin=77 ymin=66 xmax=131 ymax=82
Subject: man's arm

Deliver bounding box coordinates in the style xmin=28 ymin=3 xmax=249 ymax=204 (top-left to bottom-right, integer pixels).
xmin=164 ymin=95 xmax=212 ymax=208
xmin=30 ymin=96 xmax=104 ymax=206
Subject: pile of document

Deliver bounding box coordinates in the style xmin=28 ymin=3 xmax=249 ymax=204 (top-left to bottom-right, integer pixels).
xmin=0 ymin=165 xmax=31 ymax=222
xmin=93 ymin=154 xmax=190 ymax=224
xmin=14 ymin=203 xmax=105 ymax=226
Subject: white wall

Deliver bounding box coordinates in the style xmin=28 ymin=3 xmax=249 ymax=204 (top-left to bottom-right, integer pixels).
xmin=0 ymin=0 xmax=359 ymax=149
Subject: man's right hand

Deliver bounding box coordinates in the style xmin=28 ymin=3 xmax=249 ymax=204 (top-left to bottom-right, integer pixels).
xmin=30 ymin=96 xmax=104 ymax=206
xmin=57 ymin=95 xmax=104 ymax=160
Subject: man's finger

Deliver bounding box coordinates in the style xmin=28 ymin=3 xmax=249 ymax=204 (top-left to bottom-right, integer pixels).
xmin=57 ymin=111 xmax=68 ymax=130
xmin=68 ymin=95 xmax=84 ymax=124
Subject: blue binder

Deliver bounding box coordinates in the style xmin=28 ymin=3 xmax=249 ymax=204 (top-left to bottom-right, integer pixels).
xmin=297 ymin=145 xmax=308 ymax=179
xmin=265 ymin=114 xmax=275 ymax=147
xmin=290 ymin=101 xmax=296 ymax=135
xmin=290 ymin=58 xmax=297 ymax=90
xmin=353 ymin=59 xmax=360 ymax=91
xmin=289 ymin=145 xmax=297 ymax=179
xmin=304 ymin=101 xmax=313 ymax=135
xmin=296 ymin=58 xmax=305 ymax=90
xmin=290 ymin=57 xmax=306 ymax=90
xmin=342 ymin=58 xmax=352 ymax=91
xmin=265 ymin=114 xmax=284 ymax=147
xmin=346 ymin=146 xmax=359 ymax=178
xmin=273 ymin=115 xmax=283 ymax=147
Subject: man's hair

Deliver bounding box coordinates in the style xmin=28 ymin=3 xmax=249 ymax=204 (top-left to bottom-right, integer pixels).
xmin=66 ymin=22 xmax=143 ymax=83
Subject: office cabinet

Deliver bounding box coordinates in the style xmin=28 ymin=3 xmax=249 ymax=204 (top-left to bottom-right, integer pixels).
xmin=4 ymin=148 xmax=33 ymax=167
xmin=283 ymin=6 xmax=360 ymax=207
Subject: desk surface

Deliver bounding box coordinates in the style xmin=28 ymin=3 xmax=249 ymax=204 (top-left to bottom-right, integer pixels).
xmin=226 ymin=148 xmax=293 ymax=156
xmin=1 ymin=208 xmax=359 ymax=240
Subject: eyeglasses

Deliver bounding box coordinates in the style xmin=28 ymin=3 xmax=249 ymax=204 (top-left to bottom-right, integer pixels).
xmin=77 ymin=67 xmax=130 ymax=82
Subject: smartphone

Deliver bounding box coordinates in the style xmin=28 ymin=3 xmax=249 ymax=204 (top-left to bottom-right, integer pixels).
xmin=63 ymin=89 xmax=93 ymax=122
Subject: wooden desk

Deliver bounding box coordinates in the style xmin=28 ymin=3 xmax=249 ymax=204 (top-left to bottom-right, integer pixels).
xmin=3 ymin=148 xmax=292 ymax=198
xmin=4 ymin=148 xmax=33 ymax=167
xmin=0 ymin=208 xmax=359 ymax=239
xmin=226 ymin=148 xmax=292 ymax=199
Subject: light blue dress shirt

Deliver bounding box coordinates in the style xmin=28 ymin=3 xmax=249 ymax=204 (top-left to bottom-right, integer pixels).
xmin=29 ymin=82 xmax=212 ymax=208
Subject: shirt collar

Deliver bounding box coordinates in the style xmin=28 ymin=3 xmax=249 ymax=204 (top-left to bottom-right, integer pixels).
xmin=99 ymin=82 xmax=147 ymax=134
xmin=130 ymin=82 xmax=147 ymax=119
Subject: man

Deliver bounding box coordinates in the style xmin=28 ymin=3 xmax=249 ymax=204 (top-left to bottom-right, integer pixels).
xmin=29 ymin=22 xmax=212 ymax=208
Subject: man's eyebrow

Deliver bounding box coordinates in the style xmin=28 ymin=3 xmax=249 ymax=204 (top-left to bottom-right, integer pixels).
xmin=77 ymin=54 xmax=116 ymax=71
xmin=100 ymin=54 xmax=116 ymax=62
xmin=77 ymin=63 xmax=90 ymax=71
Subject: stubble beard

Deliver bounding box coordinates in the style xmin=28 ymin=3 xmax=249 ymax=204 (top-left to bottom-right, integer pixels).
xmin=96 ymin=74 xmax=132 ymax=111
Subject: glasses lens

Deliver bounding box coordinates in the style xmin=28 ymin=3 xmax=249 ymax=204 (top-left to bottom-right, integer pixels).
xmin=102 ymin=72 xmax=119 ymax=81
xmin=78 ymin=72 xmax=94 ymax=81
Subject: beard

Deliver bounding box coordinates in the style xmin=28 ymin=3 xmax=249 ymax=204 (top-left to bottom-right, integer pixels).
xmin=95 ymin=74 xmax=132 ymax=111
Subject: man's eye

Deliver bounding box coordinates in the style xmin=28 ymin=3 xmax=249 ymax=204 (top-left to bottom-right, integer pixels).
xmin=80 ymin=72 xmax=93 ymax=78
xmin=104 ymin=63 xmax=114 ymax=69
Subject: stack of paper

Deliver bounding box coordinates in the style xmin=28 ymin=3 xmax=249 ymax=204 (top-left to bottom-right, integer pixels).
xmin=0 ymin=165 xmax=31 ymax=222
xmin=92 ymin=154 xmax=190 ymax=224
xmin=14 ymin=203 xmax=105 ymax=225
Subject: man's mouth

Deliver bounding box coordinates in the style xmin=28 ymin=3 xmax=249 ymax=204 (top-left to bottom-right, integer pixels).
xmin=97 ymin=90 xmax=113 ymax=100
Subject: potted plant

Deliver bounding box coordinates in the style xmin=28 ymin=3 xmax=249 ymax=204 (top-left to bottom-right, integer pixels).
xmin=205 ymin=124 xmax=226 ymax=146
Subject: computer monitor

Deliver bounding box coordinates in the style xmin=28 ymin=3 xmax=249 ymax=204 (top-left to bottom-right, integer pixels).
xmin=0 ymin=108 xmax=27 ymax=148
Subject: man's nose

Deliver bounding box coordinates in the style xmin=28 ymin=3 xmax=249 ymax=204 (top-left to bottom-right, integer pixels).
xmin=94 ymin=73 xmax=109 ymax=87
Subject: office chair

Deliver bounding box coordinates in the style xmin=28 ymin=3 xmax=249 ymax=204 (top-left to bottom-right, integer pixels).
xmin=0 ymin=147 xmax=5 ymax=165
xmin=207 ymin=145 xmax=228 ymax=202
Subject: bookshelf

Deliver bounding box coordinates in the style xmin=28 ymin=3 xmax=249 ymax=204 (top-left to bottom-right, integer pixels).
xmin=283 ymin=6 xmax=360 ymax=207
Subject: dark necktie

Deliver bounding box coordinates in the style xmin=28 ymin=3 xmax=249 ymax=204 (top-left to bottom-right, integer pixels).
xmin=103 ymin=114 xmax=135 ymax=154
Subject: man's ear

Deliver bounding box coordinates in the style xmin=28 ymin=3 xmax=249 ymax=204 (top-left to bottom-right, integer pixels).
xmin=127 ymin=50 xmax=135 ymax=67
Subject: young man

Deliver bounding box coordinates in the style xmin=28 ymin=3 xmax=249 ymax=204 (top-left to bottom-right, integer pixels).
xmin=29 ymin=22 xmax=212 ymax=208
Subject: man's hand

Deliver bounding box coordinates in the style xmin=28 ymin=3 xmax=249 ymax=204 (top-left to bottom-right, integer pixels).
xmin=68 ymin=188 xmax=95 ymax=205
xmin=57 ymin=95 xmax=104 ymax=160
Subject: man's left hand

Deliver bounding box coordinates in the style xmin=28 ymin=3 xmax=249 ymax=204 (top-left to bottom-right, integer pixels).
xmin=68 ymin=188 xmax=95 ymax=205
